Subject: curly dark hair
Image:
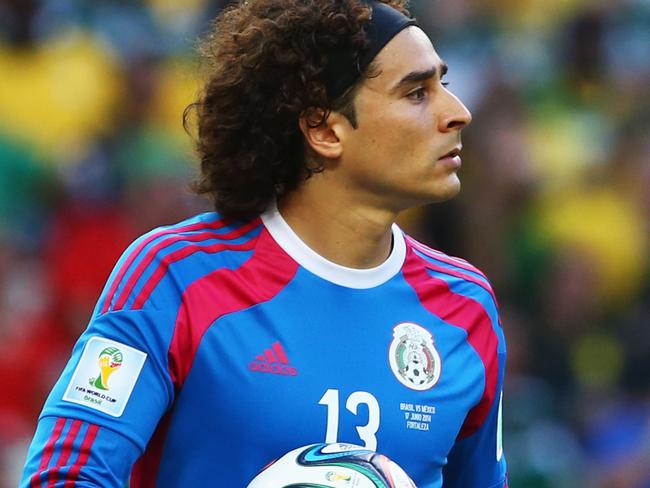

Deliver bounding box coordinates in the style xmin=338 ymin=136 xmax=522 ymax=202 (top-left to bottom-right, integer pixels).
xmin=185 ymin=0 xmax=411 ymax=218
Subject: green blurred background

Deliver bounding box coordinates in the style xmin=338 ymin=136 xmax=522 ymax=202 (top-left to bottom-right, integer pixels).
xmin=0 ymin=0 xmax=648 ymax=486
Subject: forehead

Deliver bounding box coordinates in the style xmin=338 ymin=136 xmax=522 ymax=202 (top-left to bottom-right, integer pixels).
xmin=365 ymin=26 xmax=442 ymax=89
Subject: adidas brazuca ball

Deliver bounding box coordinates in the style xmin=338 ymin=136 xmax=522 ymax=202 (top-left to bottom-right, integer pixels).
xmin=247 ymin=442 xmax=417 ymax=488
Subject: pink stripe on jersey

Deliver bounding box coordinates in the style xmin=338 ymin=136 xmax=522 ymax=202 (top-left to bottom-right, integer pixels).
xmin=168 ymin=228 xmax=299 ymax=388
xmin=30 ymin=417 xmax=67 ymax=488
xmin=406 ymin=236 xmax=488 ymax=280
xmin=62 ymin=423 xmax=99 ymax=487
xmin=420 ymin=260 xmax=498 ymax=306
xmin=402 ymin=247 xmax=499 ymax=439
xmin=113 ymin=218 xmax=261 ymax=311
xmin=46 ymin=419 xmax=82 ymax=487
xmin=101 ymin=216 xmax=232 ymax=313
xmin=131 ymin=238 xmax=259 ymax=310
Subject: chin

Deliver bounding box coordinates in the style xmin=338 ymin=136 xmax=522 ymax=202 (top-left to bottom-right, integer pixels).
xmin=396 ymin=178 xmax=461 ymax=209
xmin=428 ymin=178 xmax=461 ymax=203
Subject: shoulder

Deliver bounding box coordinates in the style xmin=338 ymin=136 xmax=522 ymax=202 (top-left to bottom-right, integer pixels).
xmin=405 ymin=234 xmax=491 ymax=287
xmin=402 ymin=234 xmax=506 ymax=364
xmin=124 ymin=212 xmax=264 ymax=274
xmin=402 ymin=233 xmax=502 ymax=319
xmin=139 ymin=212 xmax=263 ymax=252
xmin=98 ymin=212 xmax=264 ymax=314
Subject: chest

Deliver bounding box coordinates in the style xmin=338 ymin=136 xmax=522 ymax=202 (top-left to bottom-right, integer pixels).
xmin=165 ymin=277 xmax=487 ymax=486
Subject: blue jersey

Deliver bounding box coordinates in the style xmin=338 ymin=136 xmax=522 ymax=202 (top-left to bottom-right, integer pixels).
xmin=21 ymin=207 xmax=508 ymax=487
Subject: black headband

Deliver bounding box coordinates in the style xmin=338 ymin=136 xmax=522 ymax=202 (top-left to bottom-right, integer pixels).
xmin=324 ymin=1 xmax=417 ymax=100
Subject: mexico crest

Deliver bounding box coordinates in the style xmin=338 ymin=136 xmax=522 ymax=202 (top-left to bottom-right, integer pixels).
xmin=389 ymin=323 xmax=441 ymax=391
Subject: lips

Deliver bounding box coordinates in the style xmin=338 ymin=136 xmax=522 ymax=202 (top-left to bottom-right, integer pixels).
xmin=439 ymin=147 xmax=461 ymax=160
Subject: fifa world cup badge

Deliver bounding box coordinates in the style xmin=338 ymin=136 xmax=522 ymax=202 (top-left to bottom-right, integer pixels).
xmin=62 ymin=337 xmax=147 ymax=417
xmin=90 ymin=347 xmax=123 ymax=390
xmin=389 ymin=323 xmax=441 ymax=391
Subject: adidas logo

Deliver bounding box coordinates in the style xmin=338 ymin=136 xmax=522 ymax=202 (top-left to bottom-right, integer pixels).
xmin=248 ymin=341 xmax=298 ymax=376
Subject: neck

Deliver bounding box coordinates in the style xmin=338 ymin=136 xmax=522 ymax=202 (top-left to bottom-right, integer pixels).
xmin=277 ymin=177 xmax=398 ymax=269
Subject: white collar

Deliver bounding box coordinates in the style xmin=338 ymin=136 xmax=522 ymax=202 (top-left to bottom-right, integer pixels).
xmin=260 ymin=204 xmax=406 ymax=289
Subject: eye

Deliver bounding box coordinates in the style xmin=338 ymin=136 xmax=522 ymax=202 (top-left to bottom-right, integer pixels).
xmin=407 ymin=87 xmax=427 ymax=101
xmin=441 ymin=80 xmax=450 ymax=87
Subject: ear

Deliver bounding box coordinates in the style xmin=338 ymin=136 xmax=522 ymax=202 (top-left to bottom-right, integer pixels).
xmin=299 ymin=108 xmax=349 ymax=160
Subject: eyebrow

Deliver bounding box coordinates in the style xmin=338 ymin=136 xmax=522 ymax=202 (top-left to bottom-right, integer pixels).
xmin=389 ymin=62 xmax=449 ymax=94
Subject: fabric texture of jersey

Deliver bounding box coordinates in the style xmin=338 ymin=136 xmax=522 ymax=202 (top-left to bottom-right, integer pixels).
xmin=21 ymin=207 xmax=508 ymax=487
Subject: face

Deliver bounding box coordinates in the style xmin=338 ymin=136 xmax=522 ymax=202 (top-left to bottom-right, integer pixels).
xmin=334 ymin=26 xmax=472 ymax=211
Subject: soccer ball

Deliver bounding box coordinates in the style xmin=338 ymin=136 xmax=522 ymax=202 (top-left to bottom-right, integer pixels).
xmin=403 ymin=351 xmax=429 ymax=386
xmin=247 ymin=442 xmax=417 ymax=487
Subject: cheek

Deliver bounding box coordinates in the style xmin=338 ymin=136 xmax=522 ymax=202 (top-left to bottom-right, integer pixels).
xmin=353 ymin=103 xmax=438 ymax=164
xmin=368 ymin=121 xmax=424 ymax=154
xmin=396 ymin=113 xmax=437 ymax=149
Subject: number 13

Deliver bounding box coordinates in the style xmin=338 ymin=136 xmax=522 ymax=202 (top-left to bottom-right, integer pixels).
xmin=318 ymin=389 xmax=381 ymax=451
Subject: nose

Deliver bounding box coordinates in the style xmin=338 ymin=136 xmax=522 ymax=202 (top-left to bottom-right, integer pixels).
xmin=439 ymin=90 xmax=472 ymax=132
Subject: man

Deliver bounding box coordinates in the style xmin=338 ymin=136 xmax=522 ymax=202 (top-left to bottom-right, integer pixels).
xmin=21 ymin=0 xmax=507 ymax=486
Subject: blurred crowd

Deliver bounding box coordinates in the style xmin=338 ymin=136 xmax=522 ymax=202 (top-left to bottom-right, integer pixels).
xmin=0 ymin=0 xmax=648 ymax=486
